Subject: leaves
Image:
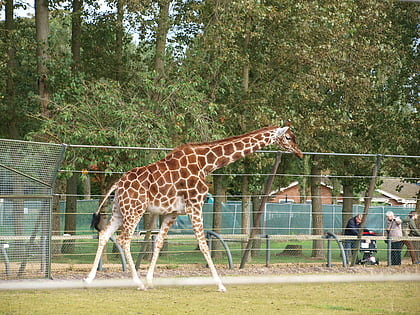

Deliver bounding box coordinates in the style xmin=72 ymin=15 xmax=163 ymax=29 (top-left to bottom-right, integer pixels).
xmin=2 ymin=0 xmax=418 ymax=193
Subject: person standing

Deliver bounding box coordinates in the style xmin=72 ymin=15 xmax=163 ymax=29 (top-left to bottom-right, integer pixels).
xmin=402 ymin=211 xmax=420 ymax=264
xmin=386 ymin=211 xmax=403 ymax=265
xmin=344 ymin=214 xmax=369 ymax=264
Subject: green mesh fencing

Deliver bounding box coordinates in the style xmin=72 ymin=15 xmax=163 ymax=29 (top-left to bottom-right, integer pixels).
xmin=0 ymin=139 xmax=66 ymax=279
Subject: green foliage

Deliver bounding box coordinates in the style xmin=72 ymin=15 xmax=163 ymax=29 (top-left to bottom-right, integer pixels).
xmin=32 ymin=78 xmax=170 ymax=172
xmin=0 ymin=16 xmax=39 ymax=138
xmin=1 ymin=0 xmax=418 ymax=193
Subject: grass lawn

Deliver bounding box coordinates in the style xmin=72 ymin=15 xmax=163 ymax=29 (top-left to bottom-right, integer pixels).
xmin=1 ymin=281 xmax=418 ymax=315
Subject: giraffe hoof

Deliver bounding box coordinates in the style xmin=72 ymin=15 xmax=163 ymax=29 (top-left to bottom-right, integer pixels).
xmin=218 ymin=285 xmax=227 ymax=292
xmin=83 ymin=278 xmax=93 ymax=284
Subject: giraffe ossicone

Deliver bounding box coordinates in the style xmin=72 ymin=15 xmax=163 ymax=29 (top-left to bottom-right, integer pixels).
xmin=84 ymin=122 xmax=303 ymax=291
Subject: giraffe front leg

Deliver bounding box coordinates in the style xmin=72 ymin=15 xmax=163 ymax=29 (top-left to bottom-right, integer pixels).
xmin=191 ymin=217 xmax=226 ymax=292
xmin=146 ymin=214 xmax=177 ymax=289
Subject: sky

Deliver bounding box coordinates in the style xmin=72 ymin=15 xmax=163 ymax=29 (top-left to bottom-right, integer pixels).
xmin=0 ymin=1 xmax=112 ymax=21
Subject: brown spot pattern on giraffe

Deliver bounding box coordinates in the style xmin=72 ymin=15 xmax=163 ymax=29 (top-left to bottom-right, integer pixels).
xmin=86 ymin=125 xmax=303 ymax=291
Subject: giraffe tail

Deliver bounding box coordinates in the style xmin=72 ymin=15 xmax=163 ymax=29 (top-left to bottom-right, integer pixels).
xmin=91 ymin=183 xmax=119 ymax=231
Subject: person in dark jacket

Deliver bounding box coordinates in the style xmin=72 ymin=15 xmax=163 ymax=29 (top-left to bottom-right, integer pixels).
xmin=344 ymin=214 xmax=369 ymax=264
xmin=402 ymin=211 xmax=420 ymax=264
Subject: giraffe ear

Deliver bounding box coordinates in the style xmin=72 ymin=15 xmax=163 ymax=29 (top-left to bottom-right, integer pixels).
xmin=275 ymin=126 xmax=289 ymax=137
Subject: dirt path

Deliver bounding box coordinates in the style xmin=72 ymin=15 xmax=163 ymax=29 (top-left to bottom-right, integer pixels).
xmin=51 ymin=262 xmax=420 ymax=280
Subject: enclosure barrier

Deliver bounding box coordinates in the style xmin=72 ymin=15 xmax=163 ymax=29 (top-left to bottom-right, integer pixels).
xmin=1 ymin=140 xmax=419 ymax=280
xmin=4 ymin=232 xmax=411 ymax=276
xmin=0 ymin=139 xmax=66 ymax=279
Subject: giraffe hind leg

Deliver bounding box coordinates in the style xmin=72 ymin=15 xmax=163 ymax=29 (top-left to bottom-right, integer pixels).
xmin=84 ymin=209 xmax=123 ymax=284
xmin=118 ymin=221 xmax=146 ymax=290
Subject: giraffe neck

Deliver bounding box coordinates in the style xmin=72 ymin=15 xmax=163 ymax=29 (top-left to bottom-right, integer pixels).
xmin=192 ymin=127 xmax=279 ymax=174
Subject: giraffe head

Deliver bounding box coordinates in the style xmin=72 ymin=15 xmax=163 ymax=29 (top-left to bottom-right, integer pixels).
xmin=274 ymin=120 xmax=303 ymax=158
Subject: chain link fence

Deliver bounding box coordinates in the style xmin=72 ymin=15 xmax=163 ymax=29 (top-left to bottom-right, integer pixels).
xmin=0 ymin=139 xmax=66 ymax=279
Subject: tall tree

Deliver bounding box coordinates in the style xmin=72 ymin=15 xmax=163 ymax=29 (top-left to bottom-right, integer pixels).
xmin=60 ymin=0 xmax=85 ymax=254
xmin=35 ymin=0 xmax=50 ymax=117
xmin=115 ymin=0 xmax=124 ymax=81
xmin=310 ymin=155 xmax=324 ymax=258
xmin=211 ymin=172 xmax=224 ymax=259
xmin=71 ymin=0 xmax=83 ymax=72
xmin=154 ymin=0 xmax=170 ymax=81
xmin=61 ymin=173 xmax=78 ymax=254
xmin=4 ymin=0 xmax=18 ymax=138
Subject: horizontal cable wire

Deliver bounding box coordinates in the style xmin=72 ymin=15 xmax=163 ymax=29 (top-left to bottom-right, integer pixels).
xmin=58 ymin=169 xmax=420 ymax=181
xmin=64 ymin=143 xmax=420 ymax=159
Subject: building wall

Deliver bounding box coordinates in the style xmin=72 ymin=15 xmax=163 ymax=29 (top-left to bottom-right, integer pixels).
xmin=270 ymin=184 xmax=342 ymax=204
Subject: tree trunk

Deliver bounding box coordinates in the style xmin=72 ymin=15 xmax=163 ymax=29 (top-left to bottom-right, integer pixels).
xmin=241 ymin=158 xmax=251 ymax=237
xmin=241 ymin=21 xmax=251 ymax=254
xmin=71 ymin=0 xmax=82 ymax=73
xmin=251 ymin=196 xmax=262 ymax=257
xmin=311 ymin=155 xmax=324 ymax=258
xmin=115 ymin=0 xmax=124 ymax=81
xmin=153 ymin=0 xmax=170 ymax=103
xmin=12 ymin=179 xmax=25 ymax=259
xmin=212 ymin=174 xmax=224 ymax=259
xmin=5 ymin=0 xmax=19 ymax=139
xmin=35 ymin=0 xmax=50 ymax=117
xmin=52 ymin=178 xmax=66 ymax=255
xmin=342 ymin=182 xmax=354 ymax=234
xmin=135 ymin=213 xmax=157 ymax=268
xmin=241 ymin=174 xmax=251 ymax=234
xmin=141 ymin=213 xmax=157 ymax=261
xmin=83 ymin=174 xmax=91 ymax=200
xmin=299 ymin=155 xmax=311 ymax=203
xmin=62 ymin=173 xmax=78 ymax=254
xmin=240 ymin=153 xmax=282 ymax=268
xmin=242 ymin=16 xmax=250 ymax=91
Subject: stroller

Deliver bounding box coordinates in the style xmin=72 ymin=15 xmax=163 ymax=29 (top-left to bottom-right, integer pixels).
xmin=356 ymin=231 xmax=379 ymax=265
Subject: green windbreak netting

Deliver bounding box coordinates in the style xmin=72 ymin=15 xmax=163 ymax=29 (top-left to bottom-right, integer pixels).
xmin=60 ymin=199 xmax=414 ymax=236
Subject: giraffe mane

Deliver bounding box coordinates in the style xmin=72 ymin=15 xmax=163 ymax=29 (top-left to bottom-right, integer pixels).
xmin=174 ymin=126 xmax=278 ymax=150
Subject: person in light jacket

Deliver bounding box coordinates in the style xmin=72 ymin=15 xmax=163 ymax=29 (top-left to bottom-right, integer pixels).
xmin=386 ymin=211 xmax=403 ymax=265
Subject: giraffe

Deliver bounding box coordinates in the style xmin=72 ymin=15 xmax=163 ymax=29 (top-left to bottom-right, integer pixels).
xmin=84 ymin=121 xmax=303 ymax=292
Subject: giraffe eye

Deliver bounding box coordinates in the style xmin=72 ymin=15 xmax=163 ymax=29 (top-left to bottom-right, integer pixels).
xmin=285 ymin=136 xmax=291 ymax=141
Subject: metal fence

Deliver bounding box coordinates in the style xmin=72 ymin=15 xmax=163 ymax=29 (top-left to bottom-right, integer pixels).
xmin=0 ymin=139 xmax=66 ymax=279
xmin=50 ymin=144 xmax=418 ymax=272
xmin=1 ymin=139 xmax=419 ymax=278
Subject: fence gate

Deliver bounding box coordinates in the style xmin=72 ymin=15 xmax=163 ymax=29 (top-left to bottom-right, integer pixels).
xmin=0 ymin=139 xmax=66 ymax=279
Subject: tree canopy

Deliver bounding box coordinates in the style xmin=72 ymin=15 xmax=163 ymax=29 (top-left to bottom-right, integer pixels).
xmin=1 ymin=0 xmax=418 ymax=191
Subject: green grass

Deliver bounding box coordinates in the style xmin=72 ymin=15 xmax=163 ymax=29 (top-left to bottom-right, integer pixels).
xmin=1 ymin=281 xmax=418 ymax=315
